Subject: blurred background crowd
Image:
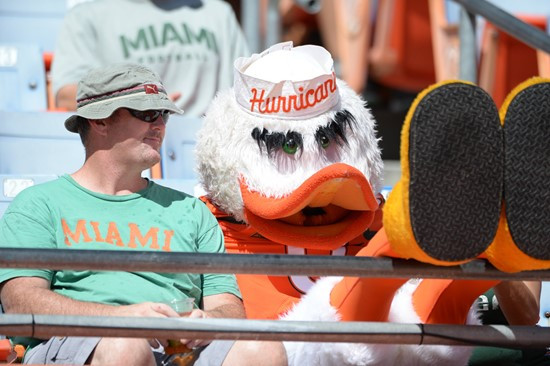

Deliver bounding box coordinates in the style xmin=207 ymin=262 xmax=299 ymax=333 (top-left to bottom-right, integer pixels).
xmin=1 ymin=0 xmax=550 ymax=184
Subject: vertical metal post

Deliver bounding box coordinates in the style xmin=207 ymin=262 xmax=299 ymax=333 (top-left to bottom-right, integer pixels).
xmin=241 ymin=0 xmax=261 ymax=54
xmin=458 ymin=7 xmax=477 ymax=82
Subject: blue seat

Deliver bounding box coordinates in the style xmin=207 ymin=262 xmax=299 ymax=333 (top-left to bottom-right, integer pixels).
xmin=0 ymin=43 xmax=48 ymax=111
xmin=0 ymin=174 xmax=58 ymax=219
xmin=159 ymin=115 xmax=203 ymax=195
xmin=0 ymin=111 xmax=84 ymax=175
xmin=0 ymin=0 xmax=67 ymax=53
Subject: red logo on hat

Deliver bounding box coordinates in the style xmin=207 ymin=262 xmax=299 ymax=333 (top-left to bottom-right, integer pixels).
xmin=144 ymin=84 xmax=158 ymax=94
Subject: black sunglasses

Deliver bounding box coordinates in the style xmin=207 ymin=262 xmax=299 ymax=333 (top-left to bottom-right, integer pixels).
xmin=127 ymin=108 xmax=170 ymax=123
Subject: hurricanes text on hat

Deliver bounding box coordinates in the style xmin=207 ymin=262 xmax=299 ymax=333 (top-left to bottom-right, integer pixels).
xmin=233 ymin=41 xmax=340 ymax=119
xmin=65 ymin=63 xmax=183 ymax=133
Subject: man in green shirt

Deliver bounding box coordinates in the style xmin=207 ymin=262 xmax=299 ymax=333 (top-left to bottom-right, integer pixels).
xmin=0 ymin=63 xmax=287 ymax=366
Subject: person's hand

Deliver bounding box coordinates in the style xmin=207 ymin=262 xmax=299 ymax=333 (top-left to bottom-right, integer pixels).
xmin=179 ymin=309 xmax=212 ymax=348
xmin=169 ymin=92 xmax=182 ymax=103
xmin=114 ymin=302 xmax=180 ymax=318
xmin=113 ymin=302 xmax=180 ymax=348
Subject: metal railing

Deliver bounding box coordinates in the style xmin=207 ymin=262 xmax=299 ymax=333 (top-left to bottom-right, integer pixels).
xmin=1 ymin=248 xmax=550 ymax=348
xmin=0 ymin=248 xmax=550 ymax=281
xmin=452 ymin=0 xmax=550 ymax=81
xmin=1 ymin=314 xmax=550 ymax=348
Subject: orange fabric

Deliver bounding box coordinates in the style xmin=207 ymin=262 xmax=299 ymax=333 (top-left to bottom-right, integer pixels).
xmin=202 ymin=196 xmax=379 ymax=319
xmin=329 ymin=229 xmax=407 ymax=322
xmin=364 ymin=227 xmax=400 ymax=257
xmin=412 ymin=278 xmax=499 ymax=324
xmin=330 ymin=276 xmax=407 ymax=322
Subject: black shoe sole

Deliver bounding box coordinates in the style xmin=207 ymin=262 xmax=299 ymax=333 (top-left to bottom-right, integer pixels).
xmin=503 ymin=80 xmax=550 ymax=260
xmin=408 ymin=82 xmax=503 ymax=261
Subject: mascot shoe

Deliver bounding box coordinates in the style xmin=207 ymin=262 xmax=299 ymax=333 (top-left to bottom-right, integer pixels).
xmin=384 ymin=81 xmax=503 ymax=265
xmin=487 ymin=77 xmax=550 ymax=272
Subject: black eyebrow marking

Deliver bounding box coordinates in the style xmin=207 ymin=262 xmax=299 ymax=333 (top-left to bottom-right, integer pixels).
xmin=315 ymin=109 xmax=356 ymax=147
xmin=251 ymin=128 xmax=304 ymax=156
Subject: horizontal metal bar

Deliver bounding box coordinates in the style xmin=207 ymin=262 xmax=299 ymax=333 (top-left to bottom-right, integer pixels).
xmin=452 ymin=0 xmax=550 ymax=53
xmin=1 ymin=248 xmax=549 ymax=280
xmin=1 ymin=314 xmax=549 ymax=348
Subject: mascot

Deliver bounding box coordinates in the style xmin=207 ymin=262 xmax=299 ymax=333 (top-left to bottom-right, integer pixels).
xmin=196 ymin=41 xmax=550 ymax=365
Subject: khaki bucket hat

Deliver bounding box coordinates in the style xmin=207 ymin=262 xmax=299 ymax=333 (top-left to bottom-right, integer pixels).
xmin=65 ymin=63 xmax=183 ymax=132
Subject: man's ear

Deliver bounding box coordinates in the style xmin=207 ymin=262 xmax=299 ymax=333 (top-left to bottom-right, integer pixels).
xmin=88 ymin=118 xmax=109 ymax=136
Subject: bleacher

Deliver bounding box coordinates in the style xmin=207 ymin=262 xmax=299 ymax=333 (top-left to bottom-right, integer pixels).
xmin=1 ymin=0 xmax=550 ymax=363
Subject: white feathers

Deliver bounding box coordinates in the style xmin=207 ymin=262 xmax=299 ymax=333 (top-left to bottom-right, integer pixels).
xmin=196 ymin=79 xmax=383 ymax=222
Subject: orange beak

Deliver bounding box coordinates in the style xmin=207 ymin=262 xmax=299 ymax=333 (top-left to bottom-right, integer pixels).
xmin=240 ymin=163 xmax=379 ymax=250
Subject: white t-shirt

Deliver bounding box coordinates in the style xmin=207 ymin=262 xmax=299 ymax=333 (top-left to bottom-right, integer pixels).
xmin=51 ymin=0 xmax=250 ymax=116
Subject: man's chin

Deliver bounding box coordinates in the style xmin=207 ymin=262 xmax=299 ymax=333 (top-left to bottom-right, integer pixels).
xmin=144 ymin=139 xmax=162 ymax=151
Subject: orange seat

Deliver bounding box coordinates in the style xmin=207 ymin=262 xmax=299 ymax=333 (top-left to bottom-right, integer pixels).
xmin=479 ymin=16 xmax=549 ymax=107
xmin=369 ymin=0 xmax=437 ymax=92
xmin=316 ymin=0 xmax=374 ymax=94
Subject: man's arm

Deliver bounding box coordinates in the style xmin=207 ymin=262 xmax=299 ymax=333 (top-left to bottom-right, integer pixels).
xmin=202 ymin=293 xmax=246 ymax=319
xmin=494 ymin=281 xmax=541 ymax=325
xmin=0 ymin=277 xmax=178 ymax=318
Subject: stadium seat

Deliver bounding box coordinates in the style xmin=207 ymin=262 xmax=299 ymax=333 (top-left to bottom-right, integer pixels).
xmin=0 ymin=174 xmax=58 ymax=219
xmin=0 ymin=0 xmax=67 ymax=53
xmin=478 ymin=16 xmax=549 ymax=107
xmin=0 ymin=111 xmax=83 ymax=174
xmin=369 ymin=0 xmax=437 ymax=92
xmin=429 ymin=0 xmax=460 ymax=81
xmin=155 ymin=115 xmax=203 ymax=195
xmin=0 ymin=43 xmax=48 ymax=111
xmin=315 ymin=0 xmax=374 ymax=94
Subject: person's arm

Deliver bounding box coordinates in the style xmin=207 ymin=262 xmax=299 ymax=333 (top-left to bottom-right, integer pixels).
xmin=201 ymin=292 xmax=246 ymax=319
xmin=55 ymin=84 xmax=78 ymax=111
xmin=51 ymin=4 xmax=101 ymax=110
xmin=494 ymin=281 xmax=541 ymax=325
xmin=0 ymin=276 xmax=178 ymax=318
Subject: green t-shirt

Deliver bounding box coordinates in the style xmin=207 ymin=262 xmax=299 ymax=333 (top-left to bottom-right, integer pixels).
xmin=0 ymin=175 xmax=240 ymax=308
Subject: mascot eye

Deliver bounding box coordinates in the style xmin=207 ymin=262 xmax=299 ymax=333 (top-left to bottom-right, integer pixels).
xmin=282 ymin=137 xmax=298 ymax=154
xmin=319 ymin=133 xmax=330 ymax=149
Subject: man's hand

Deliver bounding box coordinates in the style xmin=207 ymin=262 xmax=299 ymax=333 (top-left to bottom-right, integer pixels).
xmin=179 ymin=309 xmax=211 ymax=348
xmin=178 ymin=293 xmax=245 ymax=348
xmin=113 ymin=302 xmax=179 ymax=318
